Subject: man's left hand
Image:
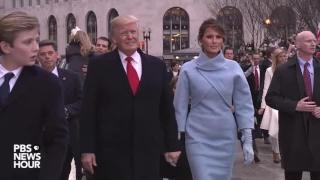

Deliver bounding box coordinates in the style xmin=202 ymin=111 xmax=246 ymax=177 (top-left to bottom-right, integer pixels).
xmin=312 ymin=107 xmax=320 ymax=118
xmin=164 ymin=151 xmax=181 ymax=166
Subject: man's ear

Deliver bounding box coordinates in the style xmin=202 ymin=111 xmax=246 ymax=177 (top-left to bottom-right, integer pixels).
xmin=0 ymin=41 xmax=12 ymax=54
xmin=111 ymin=36 xmax=117 ymax=45
xmin=295 ymin=42 xmax=300 ymax=49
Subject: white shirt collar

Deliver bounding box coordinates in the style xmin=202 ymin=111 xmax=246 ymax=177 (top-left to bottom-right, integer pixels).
xmin=118 ymin=50 xmax=140 ymax=63
xmin=52 ymin=66 xmax=59 ymax=77
xmin=0 ymin=64 xmax=23 ymax=79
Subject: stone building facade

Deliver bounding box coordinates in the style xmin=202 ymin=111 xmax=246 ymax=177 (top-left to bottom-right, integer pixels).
xmin=0 ymin=0 xmax=294 ymax=57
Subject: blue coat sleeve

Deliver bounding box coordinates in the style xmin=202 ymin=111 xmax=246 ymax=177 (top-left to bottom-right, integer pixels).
xmin=233 ymin=65 xmax=255 ymax=130
xmin=173 ymin=66 xmax=190 ymax=132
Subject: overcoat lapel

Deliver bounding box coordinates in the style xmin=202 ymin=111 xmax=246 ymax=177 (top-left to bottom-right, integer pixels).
xmin=57 ymin=69 xmax=69 ymax=90
xmin=110 ymin=48 xmax=149 ymax=96
xmin=2 ymin=66 xmax=35 ymax=109
xmin=312 ymin=58 xmax=320 ymax=102
xmin=294 ymin=60 xmax=306 ymax=100
xmin=135 ymin=49 xmax=149 ymax=96
xmin=111 ymin=49 xmax=134 ymax=96
xmin=291 ymin=57 xmax=310 ymax=136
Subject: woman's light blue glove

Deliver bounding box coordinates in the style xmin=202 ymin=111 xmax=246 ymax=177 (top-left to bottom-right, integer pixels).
xmin=241 ymin=128 xmax=254 ymax=166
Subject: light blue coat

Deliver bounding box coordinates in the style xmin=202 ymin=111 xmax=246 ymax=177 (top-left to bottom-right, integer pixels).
xmin=174 ymin=51 xmax=254 ymax=180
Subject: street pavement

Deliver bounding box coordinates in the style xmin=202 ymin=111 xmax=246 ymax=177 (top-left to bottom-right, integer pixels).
xmin=232 ymin=138 xmax=310 ymax=180
xmin=72 ymin=138 xmax=311 ymax=180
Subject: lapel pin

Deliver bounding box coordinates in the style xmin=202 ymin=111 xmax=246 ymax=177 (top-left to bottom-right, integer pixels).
xmin=63 ymin=77 xmax=66 ymax=80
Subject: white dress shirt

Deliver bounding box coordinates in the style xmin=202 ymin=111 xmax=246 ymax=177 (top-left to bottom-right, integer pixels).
xmin=0 ymin=64 xmax=23 ymax=92
xmin=118 ymin=50 xmax=142 ymax=80
xmin=244 ymin=65 xmax=260 ymax=89
xmin=254 ymin=65 xmax=260 ymax=87
xmin=244 ymin=66 xmax=253 ymax=78
xmin=52 ymin=66 xmax=59 ymax=77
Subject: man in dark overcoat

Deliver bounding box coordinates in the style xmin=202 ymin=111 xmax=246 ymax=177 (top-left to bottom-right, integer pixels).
xmin=266 ymin=31 xmax=320 ymax=180
xmin=80 ymin=15 xmax=181 ymax=180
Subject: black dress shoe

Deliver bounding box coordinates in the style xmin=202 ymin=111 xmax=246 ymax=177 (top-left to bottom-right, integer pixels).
xmin=254 ymin=155 xmax=260 ymax=163
xmin=264 ymin=139 xmax=271 ymax=144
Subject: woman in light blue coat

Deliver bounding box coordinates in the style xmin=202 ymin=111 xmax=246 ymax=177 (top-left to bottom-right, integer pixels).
xmin=174 ymin=18 xmax=255 ymax=180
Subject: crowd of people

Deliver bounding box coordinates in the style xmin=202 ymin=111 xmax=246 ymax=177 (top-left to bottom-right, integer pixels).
xmin=0 ymin=10 xmax=320 ymax=180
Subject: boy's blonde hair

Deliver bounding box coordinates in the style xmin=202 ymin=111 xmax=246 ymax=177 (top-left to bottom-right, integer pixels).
xmin=0 ymin=11 xmax=39 ymax=54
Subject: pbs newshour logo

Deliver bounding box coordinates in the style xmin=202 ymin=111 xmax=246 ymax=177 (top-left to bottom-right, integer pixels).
xmin=13 ymin=144 xmax=41 ymax=168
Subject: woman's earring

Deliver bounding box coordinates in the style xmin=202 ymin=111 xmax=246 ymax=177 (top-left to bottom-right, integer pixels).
xmin=199 ymin=42 xmax=202 ymax=46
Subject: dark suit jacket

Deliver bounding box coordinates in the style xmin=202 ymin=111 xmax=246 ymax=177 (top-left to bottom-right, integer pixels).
xmin=257 ymin=58 xmax=272 ymax=102
xmin=160 ymin=101 xmax=192 ymax=180
xmin=245 ymin=65 xmax=263 ymax=106
xmin=0 ymin=66 xmax=69 ymax=180
xmin=57 ymin=68 xmax=82 ymax=152
xmin=246 ymin=65 xmax=262 ymax=94
xmin=244 ymin=64 xmax=264 ymax=139
xmin=167 ymin=70 xmax=179 ymax=83
xmin=80 ymin=48 xmax=180 ymax=180
xmin=266 ymin=56 xmax=320 ymax=171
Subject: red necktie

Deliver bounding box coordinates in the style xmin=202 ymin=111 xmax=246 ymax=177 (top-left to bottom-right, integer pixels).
xmin=254 ymin=66 xmax=259 ymax=90
xmin=125 ymin=57 xmax=139 ymax=95
xmin=303 ymin=63 xmax=312 ymax=100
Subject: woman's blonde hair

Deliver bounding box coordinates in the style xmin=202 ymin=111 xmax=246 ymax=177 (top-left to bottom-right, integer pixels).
xmin=271 ymin=48 xmax=286 ymax=72
xmin=70 ymin=31 xmax=95 ymax=57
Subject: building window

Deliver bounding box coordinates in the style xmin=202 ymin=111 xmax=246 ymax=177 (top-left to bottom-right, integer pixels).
xmin=217 ymin=6 xmax=243 ymax=50
xmin=13 ymin=0 xmax=16 ymax=8
xmin=86 ymin=11 xmax=97 ymax=45
xmin=108 ymin=9 xmax=119 ymax=37
xmin=66 ymin=13 xmax=76 ymax=43
xmin=21 ymin=0 xmax=24 ymax=7
xmin=55 ymin=0 xmax=58 ymax=2
xmin=29 ymin=0 xmax=32 ymax=6
xmin=46 ymin=0 xmax=49 ymax=4
xmin=37 ymin=0 xmax=40 ymax=5
xmin=64 ymin=0 xmax=68 ymax=2
xmin=163 ymin=7 xmax=190 ymax=54
xmin=48 ymin=15 xmax=57 ymax=43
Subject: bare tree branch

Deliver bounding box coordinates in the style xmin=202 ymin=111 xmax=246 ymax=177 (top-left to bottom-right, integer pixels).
xmin=201 ymin=0 xmax=320 ymax=49
xmin=202 ymin=0 xmax=268 ymax=48
xmin=202 ymin=0 xmax=224 ymax=16
xmin=285 ymin=0 xmax=319 ymax=34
